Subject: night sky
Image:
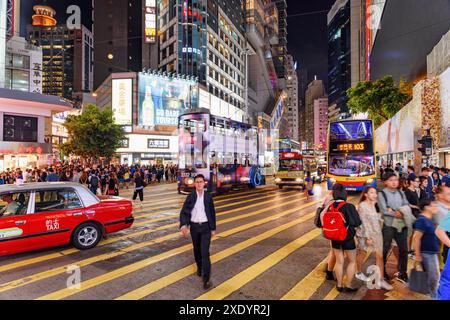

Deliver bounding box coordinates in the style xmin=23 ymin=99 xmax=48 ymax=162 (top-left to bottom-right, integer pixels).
xmin=287 ymin=0 xmax=336 ymax=90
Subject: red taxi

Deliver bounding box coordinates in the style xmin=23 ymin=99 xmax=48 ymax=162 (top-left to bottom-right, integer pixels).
xmin=0 ymin=182 xmax=134 ymax=256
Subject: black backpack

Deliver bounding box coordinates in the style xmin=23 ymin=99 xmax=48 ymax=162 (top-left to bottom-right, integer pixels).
xmin=90 ymin=175 xmax=99 ymax=187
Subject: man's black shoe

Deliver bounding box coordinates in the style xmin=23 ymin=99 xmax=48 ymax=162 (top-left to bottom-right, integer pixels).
xmin=326 ymin=270 xmax=336 ymax=281
xmin=395 ymin=273 xmax=408 ymax=284
xmin=344 ymin=287 xmax=358 ymax=293
xmin=203 ymin=281 xmax=212 ymax=290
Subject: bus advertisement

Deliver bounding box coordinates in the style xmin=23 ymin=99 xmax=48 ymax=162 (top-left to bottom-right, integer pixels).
xmin=326 ymin=120 xmax=377 ymax=191
xmin=178 ymin=109 xmax=265 ymax=194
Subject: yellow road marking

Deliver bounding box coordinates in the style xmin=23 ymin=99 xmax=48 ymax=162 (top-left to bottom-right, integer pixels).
xmin=117 ymin=211 xmax=317 ymax=300
xmin=196 ymin=229 xmax=322 ymax=300
xmin=0 ymin=190 xmax=293 ymax=273
xmin=36 ymin=199 xmax=324 ymax=300
xmin=281 ymin=257 xmax=329 ymax=300
xmin=0 ymin=196 xmax=321 ymax=292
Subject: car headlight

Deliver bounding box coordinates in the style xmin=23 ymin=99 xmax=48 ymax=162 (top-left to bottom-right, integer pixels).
xmin=240 ymin=177 xmax=250 ymax=182
xmin=187 ymin=179 xmax=194 ymax=185
xmin=295 ymin=178 xmax=303 ymax=183
xmin=275 ymin=178 xmax=281 ymax=182
xmin=366 ymin=178 xmax=374 ymax=184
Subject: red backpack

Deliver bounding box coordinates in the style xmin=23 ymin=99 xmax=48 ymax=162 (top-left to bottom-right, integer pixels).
xmin=322 ymin=202 xmax=348 ymax=241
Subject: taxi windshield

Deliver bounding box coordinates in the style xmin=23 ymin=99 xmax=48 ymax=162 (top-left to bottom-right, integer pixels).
xmin=279 ymin=159 xmax=303 ymax=171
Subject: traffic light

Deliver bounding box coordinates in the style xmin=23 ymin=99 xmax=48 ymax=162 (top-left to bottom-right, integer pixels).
xmin=418 ymin=134 xmax=433 ymax=156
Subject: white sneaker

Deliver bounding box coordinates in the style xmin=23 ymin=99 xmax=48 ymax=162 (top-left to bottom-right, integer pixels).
xmin=380 ymin=279 xmax=393 ymax=290
xmin=355 ymin=272 xmax=369 ymax=282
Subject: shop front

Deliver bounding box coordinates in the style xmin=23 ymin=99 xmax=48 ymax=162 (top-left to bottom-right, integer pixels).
xmin=0 ymin=142 xmax=52 ymax=170
xmin=116 ymin=134 xmax=179 ymax=166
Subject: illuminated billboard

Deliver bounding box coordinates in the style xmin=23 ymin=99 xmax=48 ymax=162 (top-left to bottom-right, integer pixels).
xmin=138 ymin=72 xmax=198 ymax=127
xmin=145 ymin=0 xmax=157 ymax=43
xmin=112 ymin=78 xmax=133 ymax=125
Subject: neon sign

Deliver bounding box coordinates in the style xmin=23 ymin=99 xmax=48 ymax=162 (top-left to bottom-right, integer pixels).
xmin=144 ymin=0 xmax=156 ymax=43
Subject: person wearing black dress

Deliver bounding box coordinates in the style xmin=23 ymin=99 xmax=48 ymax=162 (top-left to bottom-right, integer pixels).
xmin=404 ymin=176 xmax=421 ymax=218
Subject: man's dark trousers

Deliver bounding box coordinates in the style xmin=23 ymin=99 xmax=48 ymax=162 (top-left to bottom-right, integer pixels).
xmin=190 ymin=222 xmax=212 ymax=283
xmin=383 ymin=226 xmax=408 ymax=277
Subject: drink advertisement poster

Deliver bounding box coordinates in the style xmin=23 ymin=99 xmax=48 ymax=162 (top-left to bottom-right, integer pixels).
xmin=138 ymin=72 xmax=199 ymax=127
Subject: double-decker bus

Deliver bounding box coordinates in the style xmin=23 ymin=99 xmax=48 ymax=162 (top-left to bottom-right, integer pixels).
xmin=178 ymin=109 xmax=265 ymax=194
xmin=326 ymin=119 xmax=377 ymax=191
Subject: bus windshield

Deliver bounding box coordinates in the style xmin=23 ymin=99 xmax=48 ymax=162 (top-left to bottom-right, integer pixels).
xmin=178 ymin=116 xmax=208 ymax=170
xmin=279 ymin=159 xmax=303 ymax=171
xmin=329 ymin=155 xmax=375 ymax=177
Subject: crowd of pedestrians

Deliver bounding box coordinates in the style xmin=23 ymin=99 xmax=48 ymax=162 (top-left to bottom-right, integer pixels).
xmin=317 ymin=165 xmax=450 ymax=299
xmin=0 ymin=162 xmax=179 ymax=207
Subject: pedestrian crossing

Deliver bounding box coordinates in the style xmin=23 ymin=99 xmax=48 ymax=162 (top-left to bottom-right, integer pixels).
xmin=0 ymin=184 xmax=422 ymax=300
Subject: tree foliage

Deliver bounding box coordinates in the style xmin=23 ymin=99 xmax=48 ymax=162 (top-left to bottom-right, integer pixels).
xmin=347 ymin=76 xmax=412 ymax=128
xmin=60 ymin=104 xmax=126 ymax=160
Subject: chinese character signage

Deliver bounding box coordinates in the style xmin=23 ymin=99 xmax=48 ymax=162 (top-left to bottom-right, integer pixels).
xmin=148 ymin=139 xmax=170 ymax=149
xmin=138 ymin=72 xmax=198 ymax=127
xmin=144 ymin=0 xmax=157 ymax=43
xmin=112 ymin=79 xmax=133 ymax=125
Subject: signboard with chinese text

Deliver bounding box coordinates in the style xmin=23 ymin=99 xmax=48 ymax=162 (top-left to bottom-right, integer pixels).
xmin=144 ymin=0 xmax=157 ymax=43
xmin=147 ymin=139 xmax=170 ymax=149
xmin=112 ymin=78 xmax=133 ymax=125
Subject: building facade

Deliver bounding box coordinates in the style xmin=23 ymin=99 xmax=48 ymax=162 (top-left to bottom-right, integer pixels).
xmin=284 ymin=55 xmax=298 ymax=141
xmin=313 ymin=98 xmax=328 ymax=150
xmin=304 ymin=78 xmax=325 ymax=149
xmin=157 ymin=0 xmax=246 ymax=115
xmin=0 ymin=88 xmax=72 ymax=170
xmin=27 ymin=5 xmax=94 ymax=101
xmin=5 ymin=36 xmax=43 ymax=93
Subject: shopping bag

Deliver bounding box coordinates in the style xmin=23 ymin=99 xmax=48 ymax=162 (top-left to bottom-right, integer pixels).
xmin=409 ymin=263 xmax=430 ymax=295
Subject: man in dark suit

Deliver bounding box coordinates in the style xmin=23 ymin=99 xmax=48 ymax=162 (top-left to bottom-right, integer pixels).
xmin=179 ymin=174 xmax=217 ymax=289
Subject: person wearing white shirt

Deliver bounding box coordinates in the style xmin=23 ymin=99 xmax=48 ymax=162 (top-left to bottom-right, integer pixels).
xmin=179 ymin=174 xmax=217 ymax=290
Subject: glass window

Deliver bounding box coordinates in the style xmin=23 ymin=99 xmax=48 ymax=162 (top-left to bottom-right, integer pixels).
xmin=34 ymin=189 xmax=83 ymax=213
xmin=328 ymin=155 xmax=375 ymax=177
xmin=0 ymin=192 xmax=31 ymax=217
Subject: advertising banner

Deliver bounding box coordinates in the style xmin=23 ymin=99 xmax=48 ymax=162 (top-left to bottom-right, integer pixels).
xmin=138 ymin=72 xmax=198 ymax=127
xmin=112 ymin=78 xmax=133 ymax=125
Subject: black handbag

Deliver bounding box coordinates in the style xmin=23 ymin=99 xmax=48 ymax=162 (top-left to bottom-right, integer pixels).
xmin=314 ymin=207 xmax=323 ymax=228
xmin=409 ymin=263 xmax=430 ymax=295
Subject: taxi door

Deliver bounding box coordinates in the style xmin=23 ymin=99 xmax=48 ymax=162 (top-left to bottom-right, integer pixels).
xmin=27 ymin=188 xmax=86 ymax=251
xmin=0 ymin=191 xmax=32 ymax=255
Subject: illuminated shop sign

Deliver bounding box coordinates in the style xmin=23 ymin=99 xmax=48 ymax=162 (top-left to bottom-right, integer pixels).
xmin=144 ymin=0 xmax=157 ymax=43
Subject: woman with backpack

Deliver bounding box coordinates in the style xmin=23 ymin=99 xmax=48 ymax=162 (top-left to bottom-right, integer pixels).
xmin=320 ymin=183 xmax=362 ymax=292
xmin=132 ymin=172 xmax=146 ymax=209
xmin=355 ymin=186 xmax=393 ymax=290
xmin=107 ymin=173 xmax=119 ymax=196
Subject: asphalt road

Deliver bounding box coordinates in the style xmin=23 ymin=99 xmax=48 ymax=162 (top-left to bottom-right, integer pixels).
xmin=0 ymin=182 xmax=427 ymax=300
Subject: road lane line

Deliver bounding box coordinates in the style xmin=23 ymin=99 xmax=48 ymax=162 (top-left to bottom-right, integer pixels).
xmin=0 ymin=190 xmax=296 ymax=273
xmin=116 ymin=211 xmax=317 ymax=300
xmin=281 ymin=257 xmax=329 ymax=300
xmin=133 ymin=190 xmax=297 ymax=225
xmin=196 ymin=229 xmax=322 ymax=300
xmin=36 ymin=199 xmax=324 ymax=300
xmin=0 ymin=197 xmax=322 ymax=292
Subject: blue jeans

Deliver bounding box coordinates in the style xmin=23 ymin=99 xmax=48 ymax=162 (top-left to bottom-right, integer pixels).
xmin=422 ymin=253 xmax=440 ymax=299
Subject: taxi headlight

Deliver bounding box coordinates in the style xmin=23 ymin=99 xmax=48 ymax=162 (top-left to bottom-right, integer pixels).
xmin=275 ymin=178 xmax=281 ymax=182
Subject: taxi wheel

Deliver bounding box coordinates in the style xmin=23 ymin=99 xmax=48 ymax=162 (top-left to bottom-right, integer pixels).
xmin=72 ymin=222 xmax=102 ymax=250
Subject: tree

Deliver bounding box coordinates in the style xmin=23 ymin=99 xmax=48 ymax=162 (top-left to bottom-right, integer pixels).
xmin=60 ymin=104 xmax=126 ymax=161
xmin=347 ymin=76 xmax=412 ymax=128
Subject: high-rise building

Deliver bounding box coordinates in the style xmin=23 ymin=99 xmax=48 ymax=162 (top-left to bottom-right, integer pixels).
xmin=93 ymin=0 xmax=157 ymax=90
xmin=327 ymin=0 xmax=364 ymax=121
xmin=305 ymin=78 xmax=325 ymax=148
xmin=157 ymin=0 xmax=246 ymax=113
xmin=313 ymin=98 xmax=328 ymax=150
xmin=297 ymin=67 xmax=308 ymax=144
xmin=273 ymin=0 xmax=287 ymax=80
xmin=27 ymin=4 xmax=94 ymax=101
xmin=285 ymin=55 xmax=298 ymax=141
